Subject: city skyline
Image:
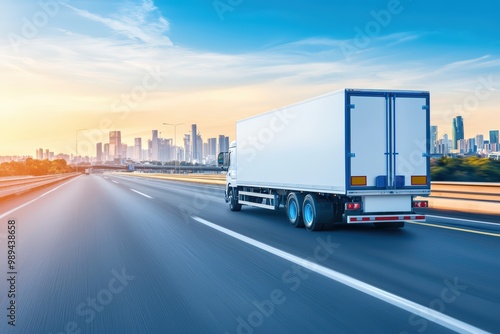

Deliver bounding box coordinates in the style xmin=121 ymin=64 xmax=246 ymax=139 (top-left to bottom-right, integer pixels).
xmin=1 ymin=0 xmax=500 ymax=156
xmin=62 ymin=123 xmax=230 ymax=164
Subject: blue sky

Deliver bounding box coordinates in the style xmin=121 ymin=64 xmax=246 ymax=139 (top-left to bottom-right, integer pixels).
xmin=0 ymin=0 xmax=499 ymax=156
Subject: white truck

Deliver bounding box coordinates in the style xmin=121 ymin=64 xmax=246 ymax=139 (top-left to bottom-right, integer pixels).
xmin=218 ymin=89 xmax=430 ymax=231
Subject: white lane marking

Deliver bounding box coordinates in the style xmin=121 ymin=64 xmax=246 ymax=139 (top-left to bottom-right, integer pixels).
xmin=0 ymin=177 xmax=79 ymax=219
xmin=104 ymin=177 xmax=108 ymax=179
xmin=408 ymin=221 xmax=500 ymax=238
xmin=112 ymin=180 xmax=119 ymax=184
xmin=192 ymin=216 xmax=490 ymax=334
xmin=130 ymin=189 xmax=153 ymax=199
xmin=427 ymin=215 xmax=499 ymax=227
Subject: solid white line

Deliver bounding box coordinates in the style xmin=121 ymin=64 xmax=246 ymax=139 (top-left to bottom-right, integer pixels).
xmin=130 ymin=189 xmax=153 ymax=199
xmin=112 ymin=180 xmax=119 ymax=184
xmin=0 ymin=177 xmax=79 ymax=219
xmin=427 ymin=215 xmax=499 ymax=226
xmin=191 ymin=216 xmax=490 ymax=334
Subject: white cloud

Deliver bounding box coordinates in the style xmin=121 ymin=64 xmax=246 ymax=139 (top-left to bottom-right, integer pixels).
xmin=64 ymin=0 xmax=172 ymax=46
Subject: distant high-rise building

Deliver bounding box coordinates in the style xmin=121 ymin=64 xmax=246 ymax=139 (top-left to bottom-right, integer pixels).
xmin=218 ymin=135 xmax=229 ymax=154
xmin=196 ymin=134 xmax=203 ymax=161
xmin=158 ymin=138 xmax=173 ymax=161
xmin=96 ymin=142 xmax=103 ymax=163
xmin=208 ymin=138 xmax=217 ymax=157
xmin=452 ymin=116 xmax=464 ymax=150
xmin=466 ymin=138 xmax=476 ymax=154
xmin=104 ymin=143 xmax=110 ymax=162
xmin=184 ymin=134 xmax=191 ymax=162
xmin=36 ymin=148 xmax=43 ymax=160
xmin=191 ymin=124 xmax=198 ymax=162
xmin=44 ymin=149 xmax=49 ymax=160
xmin=458 ymin=139 xmax=467 ymax=154
xmin=490 ymin=130 xmax=499 ymax=146
xmin=121 ymin=143 xmax=128 ymax=160
xmin=147 ymin=139 xmax=152 ymax=161
xmin=475 ymin=135 xmax=484 ymax=152
xmin=109 ymin=131 xmax=122 ymax=160
xmin=127 ymin=146 xmax=134 ymax=161
xmin=430 ymin=126 xmax=438 ymax=154
xmin=151 ymin=130 xmax=159 ymax=161
xmin=134 ymin=138 xmax=142 ymax=161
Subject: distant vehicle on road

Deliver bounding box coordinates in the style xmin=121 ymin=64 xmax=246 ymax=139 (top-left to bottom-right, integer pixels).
xmin=219 ymin=89 xmax=430 ymax=231
xmin=85 ymin=168 xmax=90 ymax=175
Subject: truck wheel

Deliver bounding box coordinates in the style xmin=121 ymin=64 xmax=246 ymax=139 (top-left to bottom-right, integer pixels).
xmin=228 ymin=189 xmax=242 ymax=212
xmin=286 ymin=193 xmax=304 ymax=228
xmin=303 ymin=194 xmax=333 ymax=231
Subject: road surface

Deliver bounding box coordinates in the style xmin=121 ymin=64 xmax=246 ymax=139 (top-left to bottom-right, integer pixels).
xmin=0 ymin=174 xmax=498 ymax=334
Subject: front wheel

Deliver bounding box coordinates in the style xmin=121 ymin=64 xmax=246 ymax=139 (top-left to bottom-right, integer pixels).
xmin=228 ymin=189 xmax=242 ymax=212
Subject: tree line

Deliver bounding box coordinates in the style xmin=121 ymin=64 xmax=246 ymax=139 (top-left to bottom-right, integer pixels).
xmin=431 ymin=157 xmax=500 ymax=182
xmin=0 ymin=158 xmax=74 ymax=177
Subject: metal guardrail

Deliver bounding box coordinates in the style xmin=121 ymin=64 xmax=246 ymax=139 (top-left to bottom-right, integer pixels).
xmin=0 ymin=173 xmax=79 ymax=198
xmin=430 ymin=182 xmax=500 ymax=202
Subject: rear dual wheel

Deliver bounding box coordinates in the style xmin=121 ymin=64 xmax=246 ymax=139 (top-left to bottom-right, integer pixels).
xmin=286 ymin=193 xmax=305 ymax=228
xmin=302 ymin=194 xmax=331 ymax=231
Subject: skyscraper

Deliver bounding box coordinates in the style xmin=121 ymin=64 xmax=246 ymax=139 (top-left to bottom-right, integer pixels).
xmin=184 ymin=134 xmax=191 ymax=162
xmin=134 ymin=138 xmax=142 ymax=161
xmin=219 ymin=135 xmax=230 ymax=155
xmin=476 ymin=135 xmax=484 ymax=152
xmin=196 ymin=134 xmax=203 ymax=161
xmin=96 ymin=142 xmax=103 ymax=163
xmin=104 ymin=143 xmax=110 ymax=162
xmin=452 ymin=116 xmax=464 ymax=150
xmin=109 ymin=131 xmax=122 ymax=161
xmin=151 ymin=130 xmax=159 ymax=161
xmin=490 ymin=130 xmax=499 ymax=145
xmin=208 ymin=138 xmax=217 ymax=157
xmin=191 ymin=124 xmax=198 ymax=162
xmin=430 ymin=126 xmax=438 ymax=154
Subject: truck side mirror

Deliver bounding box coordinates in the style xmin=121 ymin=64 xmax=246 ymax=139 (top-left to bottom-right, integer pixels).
xmin=218 ymin=152 xmax=229 ymax=169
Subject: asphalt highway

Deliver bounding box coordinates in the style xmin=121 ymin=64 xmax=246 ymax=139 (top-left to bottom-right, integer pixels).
xmin=0 ymin=174 xmax=498 ymax=334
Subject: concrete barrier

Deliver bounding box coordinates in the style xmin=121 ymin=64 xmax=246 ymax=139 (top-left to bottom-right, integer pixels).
xmin=0 ymin=173 xmax=79 ymax=198
xmin=424 ymin=182 xmax=500 ymax=215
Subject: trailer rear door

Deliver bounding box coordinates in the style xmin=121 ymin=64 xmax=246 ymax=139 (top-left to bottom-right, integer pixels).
xmin=347 ymin=90 xmax=430 ymax=192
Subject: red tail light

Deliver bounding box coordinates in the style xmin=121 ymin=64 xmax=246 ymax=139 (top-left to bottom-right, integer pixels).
xmin=413 ymin=201 xmax=429 ymax=208
xmin=346 ymin=202 xmax=361 ymax=210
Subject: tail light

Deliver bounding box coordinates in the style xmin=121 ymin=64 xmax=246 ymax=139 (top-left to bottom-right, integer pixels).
xmin=345 ymin=202 xmax=362 ymax=210
xmin=413 ymin=201 xmax=429 ymax=208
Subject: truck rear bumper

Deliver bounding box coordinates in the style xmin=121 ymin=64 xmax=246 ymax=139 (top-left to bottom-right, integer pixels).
xmin=346 ymin=214 xmax=425 ymax=224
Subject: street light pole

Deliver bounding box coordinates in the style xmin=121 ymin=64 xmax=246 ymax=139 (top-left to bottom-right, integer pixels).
xmin=163 ymin=123 xmax=184 ymax=173
xmin=75 ymin=128 xmax=87 ymax=173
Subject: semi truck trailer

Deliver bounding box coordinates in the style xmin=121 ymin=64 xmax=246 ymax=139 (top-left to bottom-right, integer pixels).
xmin=218 ymin=89 xmax=430 ymax=231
